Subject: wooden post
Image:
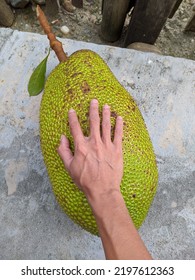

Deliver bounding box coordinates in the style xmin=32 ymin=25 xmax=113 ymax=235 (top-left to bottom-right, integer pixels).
xmin=185 ymin=11 xmax=195 ymax=32
xmin=0 ymin=0 xmax=14 ymax=27
xmin=124 ymin=0 xmax=178 ymax=47
xmin=169 ymin=0 xmax=183 ymax=18
xmin=45 ymin=0 xmax=59 ymax=19
xmin=101 ymin=0 xmax=131 ymax=42
xmin=72 ymin=0 xmax=83 ymax=8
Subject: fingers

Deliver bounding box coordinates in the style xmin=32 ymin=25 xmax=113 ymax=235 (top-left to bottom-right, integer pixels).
xmin=89 ymin=99 xmax=100 ymax=139
xmin=57 ymin=135 xmax=73 ymax=170
xmin=68 ymin=109 xmax=84 ymax=144
xmin=89 ymin=100 xmax=123 ymax=147
xmin=102 ymin=104 xmax=111 ymax=144
xmin=113 ymin=116 xmax=123 ymax=147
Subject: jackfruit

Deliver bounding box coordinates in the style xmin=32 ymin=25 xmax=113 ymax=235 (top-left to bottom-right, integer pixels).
xmin=40 ymin=49 xmax=158 ymax=235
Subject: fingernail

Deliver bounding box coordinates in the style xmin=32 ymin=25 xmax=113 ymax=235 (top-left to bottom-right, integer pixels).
xmin=104 ymin=104 xmax=110 ymax=109
xmin=60 ymin=135 xmax=65 ymax=143
xmin=68 ymin=109 xmax=75 ymax=113
xmin=117 ymin=116 xmax=123 ymax=120
xmin=91 ymin=99 xmax=98 ymax=104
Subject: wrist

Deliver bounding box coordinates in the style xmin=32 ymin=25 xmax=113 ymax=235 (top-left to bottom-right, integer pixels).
xmin=86 ymin=189 xmax=126 ymax=219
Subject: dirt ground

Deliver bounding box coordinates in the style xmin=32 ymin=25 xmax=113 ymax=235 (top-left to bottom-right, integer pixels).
xmin=8 ymin=0 xmax=195 ymax=60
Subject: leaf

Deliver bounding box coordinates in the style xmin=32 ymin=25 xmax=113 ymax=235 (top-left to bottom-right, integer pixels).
xmin=28 ymin=50 xmax=50 ymax=96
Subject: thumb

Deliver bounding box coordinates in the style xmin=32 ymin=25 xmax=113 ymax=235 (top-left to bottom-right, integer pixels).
xmin=57 ymin=135 xmax=73 ymax=170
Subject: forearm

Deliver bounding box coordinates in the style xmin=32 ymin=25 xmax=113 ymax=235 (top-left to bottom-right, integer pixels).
xmin=87 ymin=191 xmax=152 ymax=260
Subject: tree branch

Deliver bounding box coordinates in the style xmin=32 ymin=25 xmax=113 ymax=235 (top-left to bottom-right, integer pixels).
xmin=36 ymin=5 xmax=68 ymax=62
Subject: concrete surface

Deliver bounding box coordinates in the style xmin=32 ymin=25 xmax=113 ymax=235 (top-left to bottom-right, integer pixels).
xmin=0 ymin=28 xmax=195 ymax=260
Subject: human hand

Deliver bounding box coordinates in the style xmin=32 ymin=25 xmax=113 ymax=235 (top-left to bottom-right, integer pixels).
xmin=57 ymin=101 xmax=152 ymax=260
xmin=57 ymin=99 xmax=123 ymax=210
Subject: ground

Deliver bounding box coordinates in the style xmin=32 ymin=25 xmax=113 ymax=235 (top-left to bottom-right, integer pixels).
xmin=7 ymin=0 xmax=195 ymax=60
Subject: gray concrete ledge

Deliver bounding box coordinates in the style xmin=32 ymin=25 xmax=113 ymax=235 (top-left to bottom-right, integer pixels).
xmin=0 ymin=28 xmax=195 ymax=259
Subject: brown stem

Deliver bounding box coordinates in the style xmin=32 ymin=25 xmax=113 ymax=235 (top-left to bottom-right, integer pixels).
xmin=36 ymin=5 xmax=68 ymax=62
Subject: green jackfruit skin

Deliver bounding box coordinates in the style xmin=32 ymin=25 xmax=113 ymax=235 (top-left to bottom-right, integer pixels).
xmin=40 ymin=50 xmax=158 ymax=235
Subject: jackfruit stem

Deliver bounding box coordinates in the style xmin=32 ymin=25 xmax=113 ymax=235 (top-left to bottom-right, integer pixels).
xmin=36 ymin=5 xmax=68 ymax=62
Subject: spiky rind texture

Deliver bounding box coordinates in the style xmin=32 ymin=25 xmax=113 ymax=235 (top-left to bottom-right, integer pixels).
xmin=40 ymin=50 xmax=158 ymax=235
